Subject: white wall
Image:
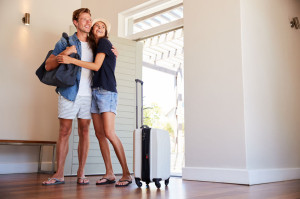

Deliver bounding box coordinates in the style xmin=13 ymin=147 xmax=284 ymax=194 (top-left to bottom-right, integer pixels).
xmin=182 ymin=0 xmax=249 ymax=184
xmin=0 ymin=0 xmax=81 ymax=173
xmin=241 ymin=0 xmax=300 ymax=183
xmin=183 ymin=0 xmax=300 ymax=184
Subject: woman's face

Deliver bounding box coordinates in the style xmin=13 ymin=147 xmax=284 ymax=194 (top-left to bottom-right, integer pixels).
xmin=93 ymin=21 xmax=106 ymax=38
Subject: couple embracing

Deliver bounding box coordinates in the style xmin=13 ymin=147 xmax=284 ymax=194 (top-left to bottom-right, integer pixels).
xmin=42 ymin=8 xmax=131 ymax=187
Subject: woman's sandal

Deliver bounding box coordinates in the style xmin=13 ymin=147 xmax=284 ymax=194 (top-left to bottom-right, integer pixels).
xmin=115 ymin=180 xmax=132 ymax=187
xmin=96 ymin=178 xmax=116 ymax=185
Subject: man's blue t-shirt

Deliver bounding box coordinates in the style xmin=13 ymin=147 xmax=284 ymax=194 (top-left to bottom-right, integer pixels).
xmin=92 ymin=38 xmax=117 ymax=93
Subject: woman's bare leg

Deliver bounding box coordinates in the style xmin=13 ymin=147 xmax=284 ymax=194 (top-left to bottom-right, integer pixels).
xmin=93 ymin=113 xmax=116 ymax=183
xmin=101 ymin=112 xmax=131 ymax=186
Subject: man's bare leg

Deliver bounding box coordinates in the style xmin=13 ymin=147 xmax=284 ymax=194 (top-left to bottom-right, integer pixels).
xmin=42 ymin=119 xmax=72 ymax=185
xmin=77 ymin=118 xmax=91 ymax=184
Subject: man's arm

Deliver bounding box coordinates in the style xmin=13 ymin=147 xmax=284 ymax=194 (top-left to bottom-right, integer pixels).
xmin=111 ymin=45 xmax=119 ymax=58
xmin=45 ymin=46 xmax=77 ymax=71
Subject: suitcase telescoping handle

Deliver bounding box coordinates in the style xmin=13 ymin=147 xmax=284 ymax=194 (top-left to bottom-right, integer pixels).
xmin=135 ymin=79 xmax=144 ymax=129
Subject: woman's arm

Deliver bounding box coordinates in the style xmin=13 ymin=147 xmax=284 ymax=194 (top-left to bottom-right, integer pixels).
xmin=57 ymin=52 xmax=106 ymax=71
xmin=45 ymin=46 xmax=77 ymax=71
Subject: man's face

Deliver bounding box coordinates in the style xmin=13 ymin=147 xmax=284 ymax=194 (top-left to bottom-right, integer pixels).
xmin=74 ymin=12 xmax=92 ymax=33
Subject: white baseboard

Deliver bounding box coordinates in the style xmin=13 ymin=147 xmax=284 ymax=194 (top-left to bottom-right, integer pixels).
xmin=0 ymin=162 xmax=55 ymax=174
xmin=182 ymin=167 xmax=300 ymax=185
xmin=248 ymin=168 xmax=300 ymax=185
xmin=183 ymin=167 xmax=250 ymax=184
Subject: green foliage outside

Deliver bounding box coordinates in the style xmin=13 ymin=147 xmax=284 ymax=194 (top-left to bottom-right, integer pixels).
xmin=163 ymin=122 xmax=174 ymax=138
xmin=143 ymin=103 xmax=161 ymax=128
xmin=143 ymin=103 xmax=174 ymax=138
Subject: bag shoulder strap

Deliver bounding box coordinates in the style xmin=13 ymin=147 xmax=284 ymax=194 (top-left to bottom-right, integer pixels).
xmin=62 ymin=32 xmax=70 ymax=47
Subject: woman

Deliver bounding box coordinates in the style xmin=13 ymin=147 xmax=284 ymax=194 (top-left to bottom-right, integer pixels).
xmin=57 ymin=18 xmax=132 ymax=187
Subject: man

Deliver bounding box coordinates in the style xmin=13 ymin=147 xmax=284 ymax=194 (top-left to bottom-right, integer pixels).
xmin=42 ymin=8 xmax=117 ymax=185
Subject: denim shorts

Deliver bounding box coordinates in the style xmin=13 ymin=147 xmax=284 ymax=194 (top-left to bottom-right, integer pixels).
xmin=91 ymin=87 xmax=118 ymax=115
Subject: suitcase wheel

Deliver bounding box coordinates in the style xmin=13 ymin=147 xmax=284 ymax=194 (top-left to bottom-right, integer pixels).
xmin=135 ymin=178 xmax=143 ymax=188
xmin=165 ymin=178 xmax=170 ymax=186
xmin=154 ymin=179 xmax=161 ymax=189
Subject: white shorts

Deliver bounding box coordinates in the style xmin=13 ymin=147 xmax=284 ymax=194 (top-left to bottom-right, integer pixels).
xmin=58 ymin=95 xmax=92 ymax=119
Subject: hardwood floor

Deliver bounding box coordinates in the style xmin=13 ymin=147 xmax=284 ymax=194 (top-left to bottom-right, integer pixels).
xmin=0 ymin=174 xmax=299 ymax=199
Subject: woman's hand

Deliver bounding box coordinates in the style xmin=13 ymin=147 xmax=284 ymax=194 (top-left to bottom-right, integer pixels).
xmin=63 ymin=45 xmax=77 ymax=55
xmin=66 ymin=46 xmax=77 ymax=55
xmin=57 ymin=55 xmax=73 ymax=64
xmin=111 ymin=45 xmax=119 ymax=58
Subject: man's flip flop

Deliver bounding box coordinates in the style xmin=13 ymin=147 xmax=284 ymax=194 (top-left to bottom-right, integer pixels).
xmin=77 ymin=177 xmax=89 ymax=185
xmin=42 ymin=178 xmax=65 ymax=186
xmin=96 ymin=178 xmax=116 ymax=185
xmin=115 ymin=180 xmax=132 ymax=187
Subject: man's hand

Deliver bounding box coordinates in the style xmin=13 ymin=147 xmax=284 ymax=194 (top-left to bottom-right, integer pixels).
xmin=111 ymin=45 xmax=119 ymax=58
xmin=57 ymin=55 xmax=73 ymax=64
xmin=64 ymin=45 xmax=77 ymax=55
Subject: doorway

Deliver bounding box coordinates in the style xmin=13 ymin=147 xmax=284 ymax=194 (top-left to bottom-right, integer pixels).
xmin=121 ymin=1 xmax=184 ymax=176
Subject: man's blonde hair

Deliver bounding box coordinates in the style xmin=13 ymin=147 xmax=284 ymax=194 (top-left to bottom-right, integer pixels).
xmin=72 ymin=8 xmax=91 ymax=27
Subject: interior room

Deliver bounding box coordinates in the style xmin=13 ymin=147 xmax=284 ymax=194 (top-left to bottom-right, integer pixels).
xmin=0 ymin=0 xmax=299 ymax=198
